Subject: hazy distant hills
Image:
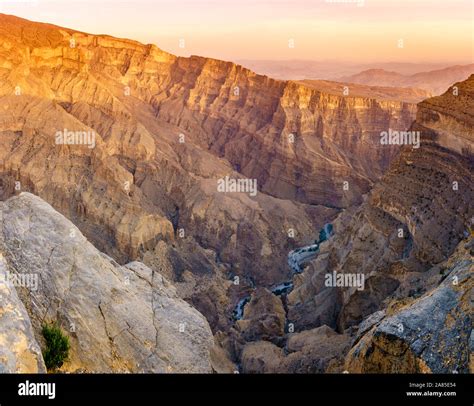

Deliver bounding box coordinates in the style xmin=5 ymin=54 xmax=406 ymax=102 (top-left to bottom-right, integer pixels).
xmin=338 ymin=64 xmax=474 ymax=95
xmin=237 ymin=60 xmax=470 ymax=81
xmin=238 ymin=60 xmax=474 ymax=96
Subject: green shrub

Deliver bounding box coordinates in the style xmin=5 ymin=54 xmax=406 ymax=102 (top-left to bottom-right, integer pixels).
xmin=41 ymin=323 xmax=70 ymax=372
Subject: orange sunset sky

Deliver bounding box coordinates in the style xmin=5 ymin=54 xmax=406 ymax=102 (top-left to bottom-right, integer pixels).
xmin=0 ymin=0 xmax=472 ymax=63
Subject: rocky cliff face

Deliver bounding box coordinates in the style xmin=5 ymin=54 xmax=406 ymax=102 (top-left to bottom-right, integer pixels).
xmin=345 ymin=239 xmax=473 ymax=373
xmin=297 ymin=79 xmax=431 ymax=103
xmin=213 ymin=76 xmax=473 ymax=374
xmin=0 ymin=14 xmax=418 ymax=330
xmin=280 ymin=76 xmax=473 ymax=373
xmin=0 ymin=192 xmax=214 ymax=373
xmin=0 ymin=13 xmax=417 ymax=211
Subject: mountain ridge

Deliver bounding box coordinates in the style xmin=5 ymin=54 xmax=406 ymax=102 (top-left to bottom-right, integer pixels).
xmin=0 ymin=12 xmax=418 ymax=294
xmin=338 ymin=65 xmax=474 ymax=95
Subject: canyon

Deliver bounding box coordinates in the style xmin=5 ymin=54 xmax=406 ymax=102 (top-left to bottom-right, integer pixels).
xmin=233 ymin=74 xmax=473 ymax=373
xmin=0 ymin=14 xmax=418 ymax=331
xmin=0 ymin=14 xmax=472 ymax=374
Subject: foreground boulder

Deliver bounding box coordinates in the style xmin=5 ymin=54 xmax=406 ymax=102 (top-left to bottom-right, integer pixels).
xmin=0 ymin=193 xmax=214 ymax=373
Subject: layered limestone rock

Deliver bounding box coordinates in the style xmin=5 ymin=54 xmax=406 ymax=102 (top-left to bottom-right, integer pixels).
xmin=297 ymin=79 xmax=431 ymax=103
xmin=0 ymin=193 xmax=214 ymax=373
xmin=149 ymin=61 xmax=417 ymax=207
xmin=0 ymin=14 xmax=344 ymax=313
xmin=0 ymin=13 xmax=417 ymax=211
xmin=287 ymin=76 xmax=474 ymax=333
xmin=265 ymin=76 xmax=474 ymax=375
xmin=345 ymin=238 xmax=473 ymax=373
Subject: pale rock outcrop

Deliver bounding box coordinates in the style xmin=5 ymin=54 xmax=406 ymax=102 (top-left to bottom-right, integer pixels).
xmin=0 ymin=193 xmax=214 ymax=373
xmin=0 ymin=252 xmax=46 ymax=373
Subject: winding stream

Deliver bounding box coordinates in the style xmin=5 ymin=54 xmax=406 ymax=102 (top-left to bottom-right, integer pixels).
xmin=232 ymin=296 xmax=250 ymax=320
xmin=232 ymin=223 xmax=334 ymax=321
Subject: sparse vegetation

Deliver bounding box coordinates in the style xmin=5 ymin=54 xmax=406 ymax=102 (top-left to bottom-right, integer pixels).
xmin=42 ymin=322 xmax=70 ymax=372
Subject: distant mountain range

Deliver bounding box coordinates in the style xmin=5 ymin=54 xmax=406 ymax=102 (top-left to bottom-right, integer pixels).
xmin=337 ymin=64 xmax=474 ymax=95
xmin=237 ymin=60 xmax=471 ymax=82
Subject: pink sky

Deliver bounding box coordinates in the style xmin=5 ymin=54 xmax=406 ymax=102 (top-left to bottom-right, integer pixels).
xmin=0 ymin=0 xmax=472 ymax=63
